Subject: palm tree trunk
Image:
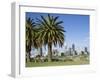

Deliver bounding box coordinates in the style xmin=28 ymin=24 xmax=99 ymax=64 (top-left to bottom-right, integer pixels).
xmin=26 ymin=52 xmax=28 ymax=63
xmin=29 ymin=52 xmax=31 ymax=62
xmin=26 ymin=52 xmax=31 ymax=62
xmin=48 ymin=43 xmax=52 ymax=62
xmin=40 ymin=47 xmax=43 ymax=56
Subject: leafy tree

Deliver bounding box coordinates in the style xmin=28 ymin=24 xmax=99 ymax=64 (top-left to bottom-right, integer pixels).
xmin=61 ymin=52 xmax=65 ymax=57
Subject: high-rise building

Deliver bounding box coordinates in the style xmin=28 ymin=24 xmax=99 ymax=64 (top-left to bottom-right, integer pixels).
xmin=69 ymin=48 xmax=72 ymax=56
xmin=72 ymin=44 xmax=75 ymax=51
xmin=84 ymin=47 xmax=88 ymax=52
xmin=84 ymin=47 xmax=89 ymax=55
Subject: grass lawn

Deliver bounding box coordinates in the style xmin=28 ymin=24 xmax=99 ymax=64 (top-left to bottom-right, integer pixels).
xmin=26 ymin=60 xmax=89 ymax=67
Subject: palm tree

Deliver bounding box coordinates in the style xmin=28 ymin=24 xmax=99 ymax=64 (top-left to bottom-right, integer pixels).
xmin=26 ymin=17 xmax=44 ymax=62
xmin=26 ymin=18 xmax=37 ymax=62
xmin=36 ymin=14 xmax=65 ymax=61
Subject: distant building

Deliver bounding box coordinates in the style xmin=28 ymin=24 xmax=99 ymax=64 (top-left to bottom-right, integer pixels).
xmin=84 ymin=47 xmax=88 ymax=52
xmin=72 ymin=44 xmax=75 ymax=51
xmin=71 ymin=44 xmax=77 ymax=56
xmin=69 ymin=48 xmax=72 ymax=56
xmin=84 ymin=47 xmax=89 ymax=55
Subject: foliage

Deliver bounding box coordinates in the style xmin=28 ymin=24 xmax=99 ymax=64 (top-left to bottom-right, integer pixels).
xmin=26 ymin=18 xmax=36 ymax=62
xmin=61 ymin=52 xmax=65 ymax=57
xmin=36 ymin=14 xmax=65 ymax=61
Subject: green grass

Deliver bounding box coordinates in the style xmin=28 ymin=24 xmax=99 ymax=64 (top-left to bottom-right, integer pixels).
xmin=26 ymin=59 xmax=89 ymax=67
xmin=26 ymin=55 xmax=89 ymax=67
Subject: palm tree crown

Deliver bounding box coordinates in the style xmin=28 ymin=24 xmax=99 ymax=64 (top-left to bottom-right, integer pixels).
xmin=37 ymin=14 xmax=65 ymax=47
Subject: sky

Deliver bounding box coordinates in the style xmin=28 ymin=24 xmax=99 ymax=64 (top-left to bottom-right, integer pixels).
xmin=26 ymin=12 xmax=90 ymax=53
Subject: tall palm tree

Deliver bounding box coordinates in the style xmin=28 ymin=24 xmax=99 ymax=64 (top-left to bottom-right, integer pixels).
xmin=26 ymin=17 xmax=44 ymax=62
xmin=26 ymin=18 xmax=38 ymax=62
xmin=36 ymin=14 xmax=65 ymax=61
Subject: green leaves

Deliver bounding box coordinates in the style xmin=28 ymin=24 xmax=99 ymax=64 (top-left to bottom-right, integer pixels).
xmin=26 ymin=18 xmax=38 ymax=51
xmin=26 ymin=14 xmax=66 ymax=47
xmin=26 ymin=14 xmax=66 ymax=62
xmin=36 ymin=14 xmax=65 ymax=47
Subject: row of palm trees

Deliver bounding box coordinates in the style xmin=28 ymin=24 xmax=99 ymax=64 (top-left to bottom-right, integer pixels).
xmin=26 ymin=14 xmax=65 ymax=62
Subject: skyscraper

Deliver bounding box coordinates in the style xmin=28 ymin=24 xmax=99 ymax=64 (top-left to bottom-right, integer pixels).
xmin=84 ymin=47 xmax=88 ymax=52
xmin=69 ymin=48 xmax=72 ymax=56
xmin=72 ymin=44 xmax=75 ymax=51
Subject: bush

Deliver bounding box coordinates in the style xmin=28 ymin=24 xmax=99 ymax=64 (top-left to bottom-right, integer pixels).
xmin=61 ymin=52 xmax=65 ymax=57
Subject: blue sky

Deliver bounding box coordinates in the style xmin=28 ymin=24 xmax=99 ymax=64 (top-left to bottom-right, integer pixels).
xmin=26 ymin=12 xmax=90 ymax=52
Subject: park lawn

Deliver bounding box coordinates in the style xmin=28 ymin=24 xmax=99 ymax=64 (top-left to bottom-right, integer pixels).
xmin=26 ymin=60 xmax=89 ymax=67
